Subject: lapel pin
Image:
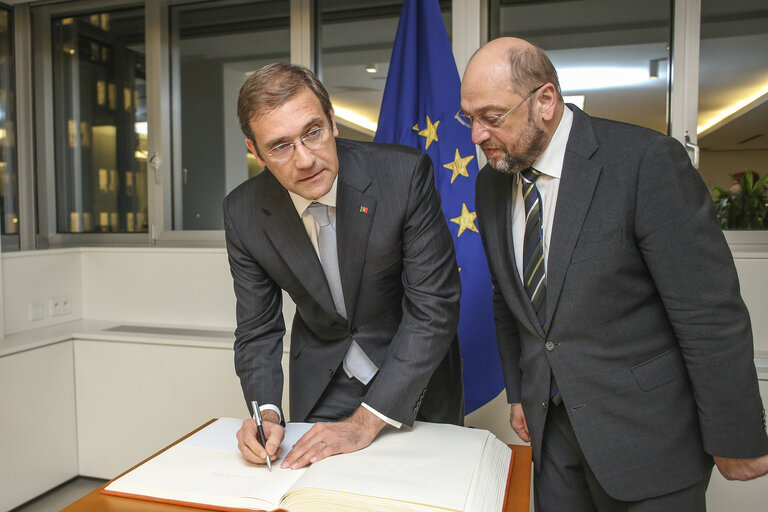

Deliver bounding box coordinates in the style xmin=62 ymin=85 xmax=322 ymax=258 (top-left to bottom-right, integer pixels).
xmin=359 ymin=206 xmax=369 ymax=214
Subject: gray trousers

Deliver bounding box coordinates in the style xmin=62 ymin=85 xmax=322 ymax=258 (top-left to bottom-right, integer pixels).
xmin=305 ymin=366 xmax=370 ymax=422
xmin=535 ymin=401 xmax=711 ymax=512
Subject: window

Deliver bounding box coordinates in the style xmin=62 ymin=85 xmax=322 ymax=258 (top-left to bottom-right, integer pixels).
xmin=168 ymin=0 xmax=290 ymax=231
xmin=490 ymin=0 xmax=672 ymax=134
xmin=317 ymin=0 xmax=452 ymax=140
xmin=0 ymin=5 xmax=19 ymax=249
xmin=17 ymin=0 xmax=763 ymax=246
xmin=697 ymin=0 xmax=768 ymax=230
xmin=51 ymin=7 xmax=147 ymax=234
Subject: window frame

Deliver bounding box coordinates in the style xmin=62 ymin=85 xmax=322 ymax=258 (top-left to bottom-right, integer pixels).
xmin=11 ymin=0 xmax=765 ymax=249
xmin=31 ymin=0 xmax=149 ymax=247
xmin=1 ymin=1 xmax=20 ymax=251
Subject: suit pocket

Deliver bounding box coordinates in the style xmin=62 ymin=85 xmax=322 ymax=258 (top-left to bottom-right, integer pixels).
xmin=570 ymin=229 xmax=625 ymax=264
xmin=631 ymin=348 xmax=687 ymax=391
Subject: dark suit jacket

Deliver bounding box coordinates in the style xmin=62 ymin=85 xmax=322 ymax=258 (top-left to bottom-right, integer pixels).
xmin=476 ymin=106 xmax=768 ymax=501
xmin=224 ymin=138 xmax=464 ymax=426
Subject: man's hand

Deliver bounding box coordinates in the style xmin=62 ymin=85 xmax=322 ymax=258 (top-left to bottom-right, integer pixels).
xmin=236 ymin=410 xmax=284 ymax=465
xmin=281 ymin=406 xmax=386 ymax=469
xmin=714 ymin=454 xmax=768 ymax=481
xmin=510 ymin=403 xmax=530 ymax=443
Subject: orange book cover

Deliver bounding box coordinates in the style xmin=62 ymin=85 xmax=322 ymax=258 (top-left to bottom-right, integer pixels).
xmin=100 ymin=419 xmax=516 ymax=512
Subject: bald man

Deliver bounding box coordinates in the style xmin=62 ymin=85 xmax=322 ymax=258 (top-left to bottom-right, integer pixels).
xmin=461 ymin=37 xmax=768 ymax=511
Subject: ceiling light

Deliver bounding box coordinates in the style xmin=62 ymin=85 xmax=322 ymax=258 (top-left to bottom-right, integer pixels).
xmin=365 ymin=64 xmax=377 ymax=74
xmin=563 ymin=95 xmax=585 ymax=110
xmin=649 ymin=58 xmax=667 ymax=80
xmin=559 ymin=67 xmax=650 ymax=91
xmin=698 ymin=83 xmax=768 ymax=136
xmin=333 ymin=106 xmax=377 ymax=134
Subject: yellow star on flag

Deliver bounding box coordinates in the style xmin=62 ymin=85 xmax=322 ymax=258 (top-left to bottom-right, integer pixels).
xmin=450 ymin=203 xmax=479 ymax=237
xmin=443 ymin=148 xmax=474 ymax=183
xmin=412 ymin=115 xmax=440 ymax=149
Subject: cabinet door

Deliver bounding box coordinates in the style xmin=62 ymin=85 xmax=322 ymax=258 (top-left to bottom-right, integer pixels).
xmin=74 ymin=339 xmax=247 ymax=478
xmin=0 ymin=341 xmax=77 ymax=512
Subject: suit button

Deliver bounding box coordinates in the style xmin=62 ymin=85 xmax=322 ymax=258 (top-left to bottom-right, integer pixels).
xmin=350 ymin=327 xmax=358 ymax=336
xmin=542 ymin=402 xmax=548 ymax=409
xmin=545 ymin=341 xmax=555 ymax=352
xmin=328 ymin=369 xmax=334 ymax=379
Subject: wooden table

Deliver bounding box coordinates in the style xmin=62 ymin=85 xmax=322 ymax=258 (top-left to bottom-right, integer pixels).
xmin=62 ymin=421 xmax=532 ymax=512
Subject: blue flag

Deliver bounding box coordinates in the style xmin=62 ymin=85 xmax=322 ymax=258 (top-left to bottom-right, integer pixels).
xmin=374 ymin=0 xmax=504 ymax=414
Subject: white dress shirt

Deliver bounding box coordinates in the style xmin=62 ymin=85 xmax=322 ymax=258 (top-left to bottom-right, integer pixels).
xmin=512 ymin=106 xmax=574 ymax=278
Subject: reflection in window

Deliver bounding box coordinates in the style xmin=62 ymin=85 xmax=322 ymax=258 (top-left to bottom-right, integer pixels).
xmin=318 ymin=0 xmax=451 ymax=141
xmin=170 ymin=0 xmax=290 ymax=230
xmin=698 ymin=0 xmax=768 ymax=230
xmin=490 ymin=0 xmax=671 ymax=134
xmin=0 ymin=6 xmax=20 ymax=247
xmin=52 ymin=8 xmax=147 ymax=233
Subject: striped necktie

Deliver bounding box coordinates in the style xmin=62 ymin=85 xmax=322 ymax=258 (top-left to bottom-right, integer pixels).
xmin=521 ymin=168 xmax=546 ymax=327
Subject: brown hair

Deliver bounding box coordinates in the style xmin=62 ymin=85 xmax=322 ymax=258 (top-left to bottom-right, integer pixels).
xmin=507 ymin=45 xmax=562 ymax=101
xmin=237 ymin=63 xmax=333 ymax=143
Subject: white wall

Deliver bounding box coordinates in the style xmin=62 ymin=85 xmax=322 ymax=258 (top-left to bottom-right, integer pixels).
xmin=2 ymin=249 xmax=83 ymax=335
xmin=80 ymin=248 xmax=236 ymax=327
xmin=734 ymin=255 xmax=768 ymax=352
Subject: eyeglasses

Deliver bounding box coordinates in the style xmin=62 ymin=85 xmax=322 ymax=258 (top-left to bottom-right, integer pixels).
xmin=266 ymin=126 xmax=331 ymax=162
xmin=455 ymin=84 xmax=544 ymax=130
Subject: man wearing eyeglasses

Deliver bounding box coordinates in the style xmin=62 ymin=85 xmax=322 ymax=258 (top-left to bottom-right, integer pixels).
xmin=461 ymin=37 xmax=768 ymax=510
xmin=224 ymin=63 xmax=463 ymax=470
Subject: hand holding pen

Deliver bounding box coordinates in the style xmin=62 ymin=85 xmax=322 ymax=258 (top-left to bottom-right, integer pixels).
xmin=251 ymin=400 xmax=272 ymax=471
xmin=235 ymin=400 xmax=284 ymax=468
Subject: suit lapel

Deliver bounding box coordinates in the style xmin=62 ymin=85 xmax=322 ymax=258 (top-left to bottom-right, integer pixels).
xmin=260 ymin=171 xmax=340 ymax=318
xmin=487 ymin=168 xmax=546 ymax=336
xmin=546 ymin=107 xmax=602 ymax=327
xmin=336 ymin=146 xmax=375 ymax=324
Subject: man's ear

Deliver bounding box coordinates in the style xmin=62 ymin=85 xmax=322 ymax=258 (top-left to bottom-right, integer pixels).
xmin=537 ymin=83 xmax=558 ymax=122
xmin=245 ymin=138 xmax=267 ymax=167
xmin=329 ymin=108 xmax=339 ymax=137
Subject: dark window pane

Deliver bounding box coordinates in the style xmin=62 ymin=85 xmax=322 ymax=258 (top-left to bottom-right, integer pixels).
xmin=0 ymin=6 xmax=20 ymax=248
xmin=170 ymin=0 xmax=290 ymax=230
xmin=318 ymin=0 xmax=452 ymax=141
xmin=698 ymin=0 xmax=768 ymax=230
xmin=491 ymin=0 xmax=671 ymax=134
xmin=52 ymin=8 xmax=147 ymax=233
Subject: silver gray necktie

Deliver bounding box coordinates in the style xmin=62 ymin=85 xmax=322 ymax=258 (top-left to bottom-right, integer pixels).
xmin=306 ymin=202 xmax=377 ymax=384
xmin=306 ymin=202 xmax=346 ymax=319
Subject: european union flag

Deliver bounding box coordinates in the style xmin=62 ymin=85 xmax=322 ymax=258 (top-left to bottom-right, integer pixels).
xmin=375 ymin=0 xmax=504 ymax=414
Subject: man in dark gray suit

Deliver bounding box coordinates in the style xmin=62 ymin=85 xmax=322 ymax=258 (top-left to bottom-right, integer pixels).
xmin=461 ymin=37 xmax=768 ymax=510
xmin=224 ymin=63 xmax=463 ymax=470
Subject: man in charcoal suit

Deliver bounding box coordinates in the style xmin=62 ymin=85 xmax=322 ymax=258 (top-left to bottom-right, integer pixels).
xmin=224 ymin=63 xmax=463 ymax=470
xmin=461 ymin=37 xmax=768 ymax=510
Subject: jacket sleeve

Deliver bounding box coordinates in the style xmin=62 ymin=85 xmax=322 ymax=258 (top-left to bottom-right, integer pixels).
xmin=223 ymin=197 xmax=286 ymax=418
xmin=361 ymin=152 xmax=462 ymax=425
xmin=634 ymin=136 xmax=768 ymax=458
xmin=475 ymin=168 xmax=523 ymax=404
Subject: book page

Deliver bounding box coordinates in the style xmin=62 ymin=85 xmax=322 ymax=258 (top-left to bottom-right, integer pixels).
xmin=280 ymin=422 xmax=509 ymax=512
xmin=464 ymin=437 xmax=513 ymax=512
xmin=104 ymin=419 xmax=313 ymax=511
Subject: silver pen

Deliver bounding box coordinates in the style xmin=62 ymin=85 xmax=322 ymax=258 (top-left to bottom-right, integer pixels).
xmin=251 ymin=400 xmax=272 ymax=471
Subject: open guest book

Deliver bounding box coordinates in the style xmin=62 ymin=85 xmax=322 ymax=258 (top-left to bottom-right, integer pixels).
xmin=102 ymin=418 xmax=513 ymax=512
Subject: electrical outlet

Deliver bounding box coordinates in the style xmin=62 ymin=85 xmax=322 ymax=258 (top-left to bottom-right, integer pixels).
xmin=49 ymin=295 xmax=72 ymax=317
xmin=28 ymin=300 xmax=44 ymax=321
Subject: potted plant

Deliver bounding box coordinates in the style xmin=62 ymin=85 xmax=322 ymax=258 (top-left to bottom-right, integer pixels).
xmin=711 ymin=170 xmax=768 ymax=230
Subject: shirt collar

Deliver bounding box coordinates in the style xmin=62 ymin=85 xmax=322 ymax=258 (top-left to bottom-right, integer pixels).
xmin=289 ymin=175 xmax=339 ymax=217
xmin=531 ymin=104 xmax=573 ymax=179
